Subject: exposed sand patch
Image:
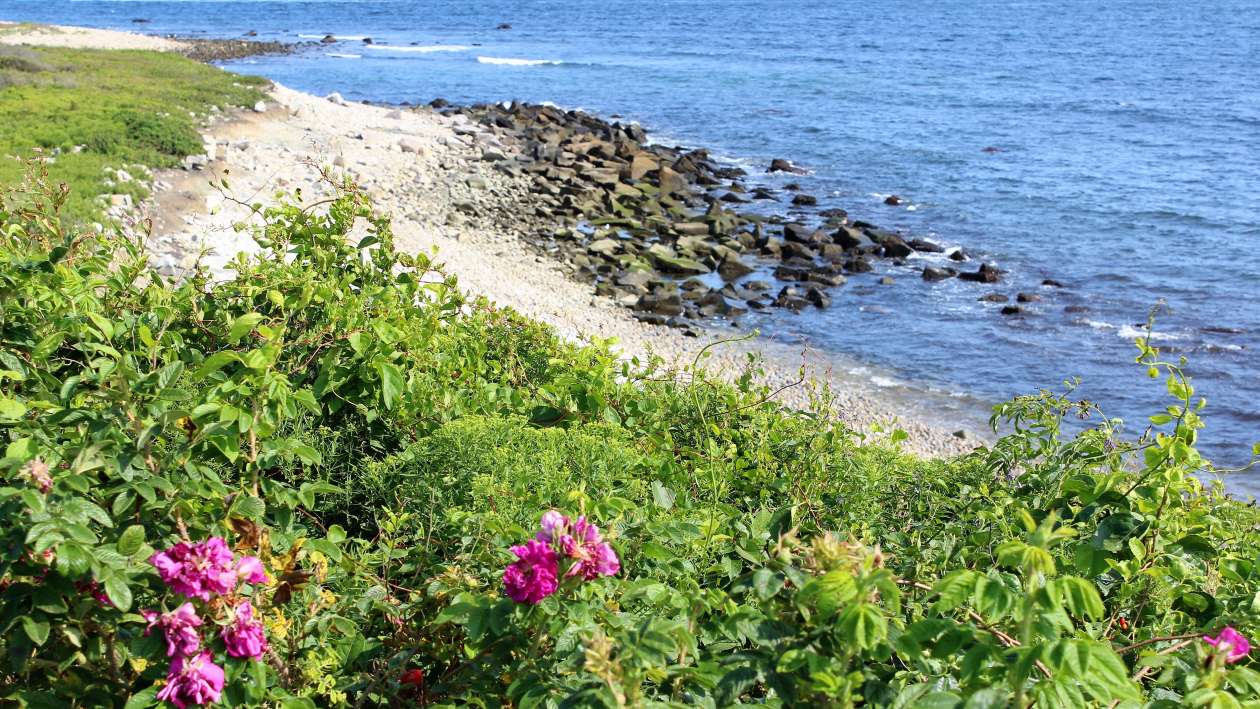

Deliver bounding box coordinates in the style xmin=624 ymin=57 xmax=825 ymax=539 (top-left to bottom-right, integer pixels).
xmin=0 ymin=21 xmax=186 ymax=52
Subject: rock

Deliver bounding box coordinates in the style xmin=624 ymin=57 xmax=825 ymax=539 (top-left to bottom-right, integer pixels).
xmin=751 ymin=187 xmax=777 ymax=201
xmin=628 ymin=153 xmax=657 ymax=181
xmin=909 ymin=238 xmax=944 ymax=253
xmin=832 ymin=226 xmax=871 ymax=251
xmin=1042 ymin=279 xmax=1065 ymax=288
xmin=783 ymin=223 xmax=824 ymax=244
xmin=399 ymin=138 xmax=426 ymax=154
xmin=879 ymin=235 xmax=914 ymax=259
xmin=1000 ymin=305 xmax=1023 ymax=316
xmin=108 ymin=194 xmax=132 ymax=208
xmin=183 ymin=154 xmax=209 ymax=171
xmin=481 ymin=147 xmax=507 ymax=161
xmin=791 ymin=193 xmax=817 ymax=206
xmin=465 ymin=176 xmax=488 ymax=190
xmin=879 ymin=276 xmax=895 ymax=285
xmin=386 ymin=109 xmax=404 ymax=119
xmin=321 ymin=34 xmax=337 ymax=44
xmin=844 ymin=257 xmax=873 ymax=274
xmin=979 ymin=293 xmax=1008 ymax=303
xmin=782 ymin=241 xmax=817 ymax=261
xmin=362 ymin=37 xmax=374 ymax=44
xmin=807 ymin=271 xmax=847 ymax=287
xmin=114 ymin=169 xmax=133 ymax=183
xmin=958 ymin=263 xmax=1002 ymax=283
xmin=326 ymin=92 xmax=346 ymax=105
xmin=1016 ymin=292 xmax=1041 ymax=303
xmin=806 ymin=287 xmax=831 ymax=308
xmin=253 ymin=101 xmax=267 ymax=113
xmin=948 ymin=248 xmax=968 ymax=262
xmin=767 ymin=158 xmax=808 ymax=175
xmin=615 ymin=270 xmax=654 ymax=289
xmin=884 ymin=195 xmax=904 ymax=205
xmin=496 ymin=22 xmax=513 ymax=30
xmin=674 ymin=222 xmax=710 ymax=237
xmin=718 ymin=256 xmax=755 ymax=281
xmin=952 ymin=430 xmax=967 ymax=439
xmin=587 ymin=238 xmax=620 ymax=257
xmin=333 ymin=154 xmax=347 ymax=167
xmin=635 ymin=292 xmax=684 ymax=316
xmin=719 ymin=191 xmax=749 ymax=203
xmin=921 ymin=266 xmax=956 ymax=282
xmin=1063 ymin=305 xmax=1090 ymax=314
xmin=429 ymin=98 xmax=449 ymax=109
xmin=658 ymin=165 xmax=688 ymax=196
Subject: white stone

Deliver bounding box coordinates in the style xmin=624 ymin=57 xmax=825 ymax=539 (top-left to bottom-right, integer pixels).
xmin=326 ymin=92 xmax=345 ymax=105
xmin=253 ymin=101 xmax=267 ymax=113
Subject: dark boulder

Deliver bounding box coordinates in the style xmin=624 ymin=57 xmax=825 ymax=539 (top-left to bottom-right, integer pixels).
xmin=1041 ymin=279 xmax=1065 ymax=288
xmin=979 ymin=293 xmax=1009 ymax=303
xmin=884 ymin=195 xmax=904 ymax=205
xmin=958 ymin=263 xmax=1002 ymax=283
xmin=844 ymin=257 xmax=874 ymax=274
xmin=791 ymin=193 xmax=818 ymax=207
xmin=909 ymin=238 xmax=944 ymax=253
xmin=717 ymin=256 xmax=755 ymax=281
xmin=1000 ymin=305 xmax=1023 ymax=316
xmin=496 ymin=22 xmax=513 ymax=29
xmin=782 ymin=241 xmax=818 ymax=261
xmin=783 ymin=223 xmax=825 ymax=244
xmin=768 ymin=158 xmax=808 ymax=175
xmin=879 ymin=235 xmax=914 ymax=259
xmin=321 ymin=34 xmax=337 ymax=44
xmin=922 ymin=266 xmax=957 ymax=282
xmin=1016 ymin=292 xmax=1041 ymax=303
xmin=806 ymin=287 xmax=831 ymax=308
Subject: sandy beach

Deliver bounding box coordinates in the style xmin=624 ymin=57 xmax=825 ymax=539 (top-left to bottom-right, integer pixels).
xmin=3 ymin=21 xmax=981 ymax=457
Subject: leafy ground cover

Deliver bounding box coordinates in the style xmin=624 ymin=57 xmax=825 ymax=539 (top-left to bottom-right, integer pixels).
xmin=1 ymin=165 xmax=1258 ymax=707
xmin=0 ymin=46 xmax=265 ymax=221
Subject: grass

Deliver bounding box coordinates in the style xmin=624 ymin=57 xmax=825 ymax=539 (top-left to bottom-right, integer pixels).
xmin=0 ymin=46 xmax=267 ymax=221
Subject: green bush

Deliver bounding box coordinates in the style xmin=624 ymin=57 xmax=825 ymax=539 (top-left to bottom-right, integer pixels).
xmin=1 ymin=170 xmax=1257 ymax=707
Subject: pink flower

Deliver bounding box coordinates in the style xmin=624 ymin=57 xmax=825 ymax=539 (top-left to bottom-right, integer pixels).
xmin=559 ymin=516 xmax=620 ymax=580
xmin=155 ymin=651 xmax=224 ymax=708
xmin=1204 ymin=626 xmax=1251 ymax=663
xmin=150 ymin=538 xmax=239 ymax=600
xmin=503 ymin=539 xmax=559 ymax=604
xmin=537 ymin=510 xmax=569 ymax=543
xmin=143 ymin=602 xmax=203 ymax=658
xmin=21 ymin=459 xmax=52 ymax=494
xmin=221 ymin=600 xmax=268 ymax=659
xmin=236 ymin=556 xmax=268 ymax=584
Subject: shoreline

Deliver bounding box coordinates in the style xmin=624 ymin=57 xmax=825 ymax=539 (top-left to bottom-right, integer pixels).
xmin=2 ymin=21 xmax=987 ymax=458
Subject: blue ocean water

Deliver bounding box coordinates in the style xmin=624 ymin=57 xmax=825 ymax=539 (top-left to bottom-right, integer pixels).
xmin=6 ymin=1 xmax=1259 ymax=492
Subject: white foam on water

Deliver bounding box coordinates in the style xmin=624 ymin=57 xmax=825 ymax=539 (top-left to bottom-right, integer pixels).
xmin=366 ymin=44 xmax=472 ymax=53
xmin=870 ymin=375 xmax=902 ymax=388
xmin=326 ymin=53 xmax=361 ymax=59
xmin=477 ymin=56 xmax=563 ymax=66
xmin=1116 ymin=324 xmax=1187 ymax=342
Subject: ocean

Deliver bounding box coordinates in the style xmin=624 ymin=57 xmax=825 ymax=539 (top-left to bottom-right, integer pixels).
xmin=6 ymin=0 xmax=1258 ymax=493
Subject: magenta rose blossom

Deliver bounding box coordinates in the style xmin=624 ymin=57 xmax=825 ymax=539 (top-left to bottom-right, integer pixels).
xmin=156 ymin=651 xmax=225 ymax=708
xmin=560 ymin=516 xmax=620 ymax=580
xmin=221 ymin=600 xmax=268 ymax=659
xmin=503 ymin=539 xmax=559 ymax=604
xmin=235 ymin=556 xmax=268 ymax=585
xmin=142 ymin=602 xmax=203 ymax=658
xmin=1204 ymin=626 xmax=1251 ymax=663
xmin=150 ymin=538 xmax=239 ymax=600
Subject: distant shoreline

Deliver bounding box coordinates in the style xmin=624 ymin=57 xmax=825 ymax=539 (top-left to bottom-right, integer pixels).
xmin=1 ymin=19 xmax=987 ymax=458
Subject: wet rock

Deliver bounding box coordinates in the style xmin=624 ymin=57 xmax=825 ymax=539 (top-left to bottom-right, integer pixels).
xmin=635 ymin=292 xmax=684 ymax=316
xmin=832 ymin=225 xmax=874 ymax=251
xmin=783 ymin=223 xmax=825 ymax=245
xmin=1041 ymin=279 xmax=1065 ymax=288
xmin=496 ymin=22 xmax=513 ymax=30
xmin=782 ymin=241 xmax=818 ymax=261
xmin=1000 ymin=305 xmax=1023 ymax=316
xmin=879 ymin=276 xmax=896 ymax=285
xmin=884 ymin=195 xmax=904 ymax=205
xmin=878 ymin=234 xmax=914 ymax=259
xmin=791 ymin=193 xmax=818 ymax=206
xmin=979 ymin=293 xmax=1009 ymax=303
xmin=808 ymin=271 xmax=847 ymax=287
xmin=958 ymin=263 xmax=1002 ymax=283
xmin=1063 ymin=305 xmax=1090 ymax=314
xmin=844 ymin=257 xmax=874 ymax=274
xmin=1016 ymin=292 xmax=1041 ymax=303
xmin=806 ymin=287 xmax=831 ymax=308
xmin=429 ymin=98 xmax=450 ymax=109
xmin=321 ymin=34 xmax=337 ymax=44
xmin=751 ymin=187 xmax=777 ymax=201
xmin=909 ymin=238 xmax=944 ymax=253
xmin=587 ymin=238 xmax=620 ymax=257
xmin=953 ymin=430 xmax=967 ymax=439
xmin=948 ymin=248 xmax=969 ymax=262
xmin=768 ymin=158 xmax=808 ymax=175
xmin=718 ymin=256 xmax=755 ymax=281
xmin=719 ymin=191 xmax=750 ymax=203
xmin=922 ymin=266 xmax=957 ymax=282
xmin=658 ymin=165 xmax=688 ymax=196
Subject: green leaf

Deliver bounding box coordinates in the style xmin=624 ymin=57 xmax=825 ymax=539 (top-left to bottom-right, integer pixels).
xmin=377 ymin=361 xmax=403 ymax=410
xmin=1053 ymin=576 xmax=1104 ymax=621
xmin=228 ymin=312 xmax=265 ymax=343
xmin=752 ymin=568 xmax=784 ymax=600
xmin=104 ymin=574 xmax=133 ymax=612
xmin=232 ymin=495 xmax=266 ymax=520
xmin=932 ymin=570 xmax=979 ymax=613
xmin=122 ymin=686 xmax=159 ymax=709
xmin=21 ymin=616 xmax=50 ymax=645
xmin=117 ymin=525 xmax=146 ymax=555
xmin=0 ymin=396 xmax=25 ymax=420
xmin=651 ymin=481 xmax=675 ymax=510
xmin=194 ymin=351 xmax=241 ymax=380
xmin=838 ymin=602 xmax=887 ymax=650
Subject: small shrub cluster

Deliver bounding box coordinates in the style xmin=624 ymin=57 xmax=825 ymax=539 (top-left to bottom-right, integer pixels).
xmin=0 ymin=171 xmax=1257 ymax=707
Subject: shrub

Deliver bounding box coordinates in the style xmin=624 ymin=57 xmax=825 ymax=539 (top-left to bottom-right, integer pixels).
xmin=1 ymin=170 xmax=1257 ymax=707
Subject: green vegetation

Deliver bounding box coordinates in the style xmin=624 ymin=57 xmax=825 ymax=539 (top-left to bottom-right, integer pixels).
xmin=0 ymin=47 xmax=266 ymax=221
xmin=1 ymin=168 xmax=1257 ymax=707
